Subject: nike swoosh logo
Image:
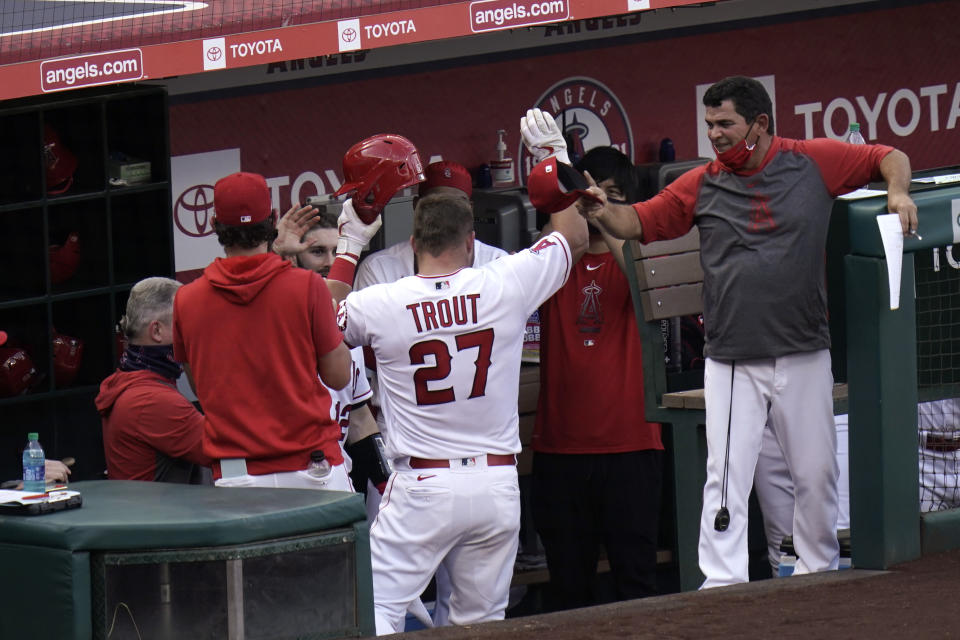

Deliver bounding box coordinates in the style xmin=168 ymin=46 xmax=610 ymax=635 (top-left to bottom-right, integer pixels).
xmin=585 ymin=264 xmax=602 ymax=271
xmin=416 ymin=474 xmax=437 ymax=481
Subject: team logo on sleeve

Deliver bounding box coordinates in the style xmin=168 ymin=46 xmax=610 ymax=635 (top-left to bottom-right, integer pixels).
xmin=337 ymin=300 xmax=348 ymax=331
xmin=530 ymin=237 xmax=558 ymax=255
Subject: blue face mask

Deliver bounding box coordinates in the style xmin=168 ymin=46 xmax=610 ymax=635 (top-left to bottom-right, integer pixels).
xmin=120 ymin=343 xmax=183 ymax=380
xmin=715 ymin=121 xmax=758 ymax=171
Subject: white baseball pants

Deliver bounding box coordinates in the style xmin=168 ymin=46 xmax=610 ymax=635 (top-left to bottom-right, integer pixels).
xmin=370 ymin=460 xmax=520 ymax=635
xmin=698 ymin=350 xmax=839 ymax=588
xmin=753 ymin=414 xmax=850 ymax=576
xmin=366 ymin=480 xmax=454 ymax=629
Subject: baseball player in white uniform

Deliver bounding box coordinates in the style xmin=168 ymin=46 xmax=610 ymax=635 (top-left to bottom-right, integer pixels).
xmin=355 ymin=160 xmax=508 ymax=434
xmin=918 ymin=398 xmax=960 ymax=512
xmin=338 ymin=191 xmax=587 ymax=634
xmin=355 ymin=160 xmax=506 ymax=626
xmin=326 ymin=346 xmax=374 ymax=462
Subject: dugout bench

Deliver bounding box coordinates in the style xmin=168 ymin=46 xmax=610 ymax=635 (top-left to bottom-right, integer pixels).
xmin=0 ymin=480 xmax=373 ymax=639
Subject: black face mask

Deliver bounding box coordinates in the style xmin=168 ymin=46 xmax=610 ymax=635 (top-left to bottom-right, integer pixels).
xmin=120 ymin=344 xmax=183 ymax=380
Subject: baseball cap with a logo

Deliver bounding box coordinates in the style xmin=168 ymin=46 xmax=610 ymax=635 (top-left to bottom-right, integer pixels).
xmin=419 ymin=161 xmax=473 ymax=198
xmin=527 ymin=157 xmax=601 ymax=214
xmin=214 ymin=172 xmax=272 ymax=226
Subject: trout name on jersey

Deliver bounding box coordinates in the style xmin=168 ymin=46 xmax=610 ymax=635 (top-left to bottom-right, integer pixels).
xmin=406 ymin=293 xmax=480 ymax=333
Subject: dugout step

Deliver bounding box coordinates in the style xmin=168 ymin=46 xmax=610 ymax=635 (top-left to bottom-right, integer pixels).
xmin=779 ymin=528 xmax=852 ymax=559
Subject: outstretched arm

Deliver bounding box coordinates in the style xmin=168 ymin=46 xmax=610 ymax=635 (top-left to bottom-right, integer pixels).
xmin=576 ymin=173 xmax=644 ymax=241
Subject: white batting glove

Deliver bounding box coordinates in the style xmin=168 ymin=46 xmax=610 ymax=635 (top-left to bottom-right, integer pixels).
xmin=337 ymin=198 xmax=382 ymax=260
xmin=520 ymin=108 xmax=571 ymax=166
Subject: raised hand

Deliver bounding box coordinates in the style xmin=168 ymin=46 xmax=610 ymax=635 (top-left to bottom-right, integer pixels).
xmin=520 ymin=108 xmax=571 ymax=166
xmin=273 ymin=204 xmax=320 ymax=257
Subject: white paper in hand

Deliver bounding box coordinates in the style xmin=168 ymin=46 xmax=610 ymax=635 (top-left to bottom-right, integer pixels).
xmin=876 ymin=214 xmax=904 ymax=310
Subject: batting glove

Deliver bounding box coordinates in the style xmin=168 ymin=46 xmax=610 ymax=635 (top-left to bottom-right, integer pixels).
xmin=520 ymin=108 xmax=571 ymax=166
xmin=336 ymin=198 xmax=382 ymax=260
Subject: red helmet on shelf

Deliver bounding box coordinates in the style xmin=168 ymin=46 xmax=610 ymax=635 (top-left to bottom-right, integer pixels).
xmin=334 ymin=134 xmax=425 ymax=223
xmin=0 ymin=342 xmax=39 ymax=398
xmin=49 ymin=231 xmax=81 ymax=285
xmin=52 ymin=330 xmax=84 ymax=387
xmin=43 ymin=124 xmax=78 ymax=195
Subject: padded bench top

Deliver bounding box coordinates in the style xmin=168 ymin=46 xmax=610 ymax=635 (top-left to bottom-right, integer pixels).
xmin=0 ymin=480 xmax=366 ymax=551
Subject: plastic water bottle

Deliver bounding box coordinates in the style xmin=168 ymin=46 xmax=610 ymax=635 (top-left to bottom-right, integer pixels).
xmin=845 ymin=124 xmax=868 ymax=188
xmin=845 ymin=123 xmax=866 ymax=145
xmin=22 ymin=432 xmax=45 ymax=492
xmin=306 ymin=450 xmax=331 ymax=479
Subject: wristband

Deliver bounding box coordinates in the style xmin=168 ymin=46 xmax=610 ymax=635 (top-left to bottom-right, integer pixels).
xmin=327 ymin=254 xmax=357 ymax=285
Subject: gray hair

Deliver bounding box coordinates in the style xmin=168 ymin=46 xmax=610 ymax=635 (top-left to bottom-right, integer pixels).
xmin=119 ymin=277 xmax=181 ymax=339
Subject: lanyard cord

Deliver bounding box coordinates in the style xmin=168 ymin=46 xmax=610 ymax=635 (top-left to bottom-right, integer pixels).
xmin=715 ymin=360 xmax=735 ymax=532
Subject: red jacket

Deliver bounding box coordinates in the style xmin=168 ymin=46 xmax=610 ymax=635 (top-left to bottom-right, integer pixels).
xmin=173 ymin=252 xmax=344 ymax=477
xmin=96 ymin=369 xmax=211 ymax=481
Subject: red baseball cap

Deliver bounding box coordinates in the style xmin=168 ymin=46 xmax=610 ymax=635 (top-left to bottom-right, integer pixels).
xmin=419 ymin=161 xmax=472 ymax=198
xmin=0 ymin=331 xmax=6 ymax=346
xmin=527 ymin=157 xmax=600 ymax=214
xmin=214 ymin=172 xmax=272 ymax=226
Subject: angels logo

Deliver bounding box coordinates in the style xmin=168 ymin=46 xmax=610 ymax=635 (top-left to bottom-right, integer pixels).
xmin=529 ymin=236 xmax=557 ymax=255
xmin=519 ymin=77 xmax=634 ymax=181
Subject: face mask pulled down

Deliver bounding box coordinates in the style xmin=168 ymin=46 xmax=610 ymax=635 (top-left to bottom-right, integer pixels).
xmin=715 ymin=122 xmax=758 ymax=171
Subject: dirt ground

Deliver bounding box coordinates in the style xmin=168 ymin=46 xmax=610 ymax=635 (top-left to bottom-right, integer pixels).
xmin=398 ymin=548 xmax=960 ymax=639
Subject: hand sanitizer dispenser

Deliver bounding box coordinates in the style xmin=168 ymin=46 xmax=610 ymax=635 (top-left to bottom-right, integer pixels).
xmin=490 ymin=129 xmax=515 ymax=186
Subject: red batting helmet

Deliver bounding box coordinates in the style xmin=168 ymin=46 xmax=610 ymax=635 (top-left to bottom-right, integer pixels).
xmin=44 ymin=124 xmax=78 ymax=195
xmin=52 ymin=331 xmax=84 ymax=387
xmin=0 ymin=344 xmax=39 ymax=398
xmin=334 ymin=134 xmax=425 ymax=223
xmin=49 ymin=231 xmax=81 ymax=285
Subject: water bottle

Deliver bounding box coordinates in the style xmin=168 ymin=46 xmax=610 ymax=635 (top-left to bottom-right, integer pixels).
xmin=22 ymin=432 xmax=45 ymax=492
xmin=845 ymin=124 xmax=868 ymax=188
xmin=306 ymin=450 xmax=331 ymax=479
xmin=659 ymin=138 xmax=676 ymax=162
xmin=845 ymin=123 xmax=866 ymax=145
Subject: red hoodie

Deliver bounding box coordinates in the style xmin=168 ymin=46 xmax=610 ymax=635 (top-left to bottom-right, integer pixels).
xmin=96 ymin=369 xmax=211 ymax=481
xmin=172 ymin=252 xmax=344 ymax=477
